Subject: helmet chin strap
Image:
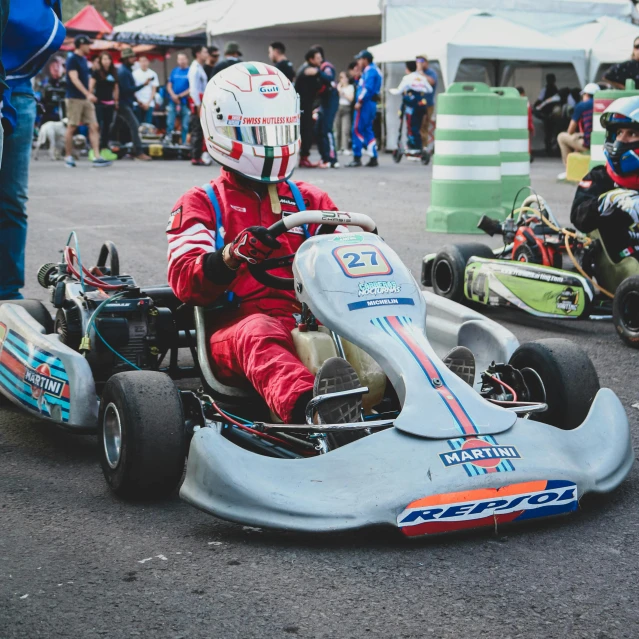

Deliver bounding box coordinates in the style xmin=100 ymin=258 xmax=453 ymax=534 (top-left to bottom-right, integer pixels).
xmin=606 ymin=162 xmax=639 ymax=190
xmin=268 ymin=184 xmax=282 ymax=215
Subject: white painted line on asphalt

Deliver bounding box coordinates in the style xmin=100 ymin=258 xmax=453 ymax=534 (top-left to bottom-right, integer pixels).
xmin=138 ymin=557 xmax=153 ymax=564
xmin=242 ymin=526 xmax=262 ymax=533
xmin=208 ymin=541 xmax=223 ymax=546
xmin=632 ymin=402 xmax=639 ymax=410
xmin=20 ymin=594 xmax=28 ymax=599
xmin=156 ymin=555 xmax=168 ymax=561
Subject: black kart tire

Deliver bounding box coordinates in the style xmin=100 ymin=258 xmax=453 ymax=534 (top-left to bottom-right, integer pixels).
xmin=612 ymin=275 xmax=639 ymax=349
xmin=431 ymin=243 xmax=494 ymax=303
xmin=99 ymin=371 xmax=186 ymax=499
xmin=0 ymin=299 xmax=54 ymax=334
xmin=508 ymin=338 xmax=600 ymax=430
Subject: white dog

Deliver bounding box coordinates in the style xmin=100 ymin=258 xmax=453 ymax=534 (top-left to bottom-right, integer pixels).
xmin=33 ymin=118 xmax=68 ymax=160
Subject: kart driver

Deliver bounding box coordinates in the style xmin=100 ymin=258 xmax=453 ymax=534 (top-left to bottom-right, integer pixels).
xmin=571 ymin=96 xmax=639 ymax=262
xmin=167 ymin=62 xmax=362 ymax=425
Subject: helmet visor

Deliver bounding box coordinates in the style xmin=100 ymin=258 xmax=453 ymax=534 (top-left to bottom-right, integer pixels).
xmin=219 ymin=119 xmax=300 ymax=147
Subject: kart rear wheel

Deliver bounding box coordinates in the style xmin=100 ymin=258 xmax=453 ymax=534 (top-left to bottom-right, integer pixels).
xmin=508 ymin=338 xmax=600 ymax=430
xmin=612 ymin=275 xmax=639 ymax=349
xmin=99 ymin=371 xmax=186 ymax=499
xmin=431 ymin=243 xmax=494 ymax=303
xmin=0 ymin=299 xmax=54 ymax=334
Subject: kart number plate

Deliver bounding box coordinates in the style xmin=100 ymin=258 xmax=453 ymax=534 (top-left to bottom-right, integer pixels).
xmin=332 ymin=244 xmax=392 ymax=278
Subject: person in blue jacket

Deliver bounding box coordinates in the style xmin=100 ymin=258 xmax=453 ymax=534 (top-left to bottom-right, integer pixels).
xmin=347 ymin=50 xmax=382 ymax=168
xmin=0 ymin=0 xmax=66 ymax=300
xmin=314 ymin=46 xmax=340 ymax=169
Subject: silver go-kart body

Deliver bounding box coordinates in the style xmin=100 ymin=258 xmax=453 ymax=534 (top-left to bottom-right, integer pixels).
xmin=181 ymin=217 xmax=633 ymax=537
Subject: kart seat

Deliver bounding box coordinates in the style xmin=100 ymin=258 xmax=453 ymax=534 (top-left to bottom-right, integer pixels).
xmin=590 ymin=230 xmax=639 ymax=291
xmin=194 ymin=307 xmax=262 ymax=404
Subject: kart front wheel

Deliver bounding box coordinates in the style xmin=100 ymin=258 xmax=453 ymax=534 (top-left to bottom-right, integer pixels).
xmin=0 ymin=299 xmax=54 ymax=334
xmin=431 ymin=243 xmax=494 ymax=303
xmin=612 ymin=275 xmax=639 ymax=349
xmin=508 ymin=338 xmax=600 ymax=430
xmin=99 ymin=371 xmax=186 ymax=499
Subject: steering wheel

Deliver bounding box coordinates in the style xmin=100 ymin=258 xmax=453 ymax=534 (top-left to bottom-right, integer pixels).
xmin=248 ymin=210 xmax=377 ymax=291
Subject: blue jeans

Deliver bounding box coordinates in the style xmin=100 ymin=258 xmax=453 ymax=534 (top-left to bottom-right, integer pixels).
xmin=134 ymin=104 xmax=153 ymax=125
xmin=0 ymin=94 xmax=37 ymax=300
xmin=166 ymin=100 xmax=189 ymax=144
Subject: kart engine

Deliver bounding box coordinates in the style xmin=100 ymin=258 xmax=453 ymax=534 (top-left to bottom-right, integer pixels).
xmin=38 ymin=242 xmax=179 ymax=384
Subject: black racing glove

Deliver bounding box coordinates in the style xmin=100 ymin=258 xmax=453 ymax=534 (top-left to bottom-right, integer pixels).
xmin=230 ymin=226 xmax=281 ymax=265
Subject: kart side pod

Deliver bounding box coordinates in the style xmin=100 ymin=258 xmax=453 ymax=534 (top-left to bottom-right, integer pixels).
xmin=463 ymin=258 xmax=596 ymax=320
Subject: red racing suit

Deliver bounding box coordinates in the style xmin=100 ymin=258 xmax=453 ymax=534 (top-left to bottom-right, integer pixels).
xmin=167 ymin=168 xmax=340 ymax=422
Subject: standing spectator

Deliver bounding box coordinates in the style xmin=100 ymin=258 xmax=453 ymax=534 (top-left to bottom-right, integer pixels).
xmin=556 ymin=83 xmax=599 ymax=180
xmin=335 ymin=71 xmax=354 ymax=154
xmin=389 ymin=55 xmax=433 ymax=150
xmin=166 ymin=51 xmax=190 ymax=144
xmin=314 ymin=46 xmax=339 ymax=168
xmin=1 ymin=0 xmax=65 ymax=300
xmin=604 ymin=37 xmax=639 ymax=89
xmin=268 ymin=41 xmax=295 ymax=82
xmin=347 ymin=50 xmax=382 ymax=168
xmin=64 ymin=35 xmax=111 ymax=168
xmin=188 ymin=45 xmax=208 ymax=166
xmin=517 ymin=85 xmax=534 ymax=158
xmin=418 ymin=56 xmax=437 ymax=150
xmin=113 ymin=47 xmax=152 ymax=162
xmin=133 ymin=55 xmax=159 ymax=125
xmin=533 ymin=73 xmax=560 ymax=155
xmin=211 ymin=42 xmax=242 ymax=77
xmin=89 ymin=53 xmax=118 ymax=160
xmin=295 ymin=47 xmax=322 ymax=168
xmin=204 ymin=45 xmax=220 ymax=80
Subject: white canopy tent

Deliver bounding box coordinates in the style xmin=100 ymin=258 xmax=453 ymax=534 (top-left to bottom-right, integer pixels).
xmin=114 ymin=0 xmax=381 ymax=77
xmin=370 ymin=10 xmax=587 ymax=87
xmin=383 ymin=0 xmax=638 ymax=41
xmin=561 ymin=16 xmax=639 ymax=82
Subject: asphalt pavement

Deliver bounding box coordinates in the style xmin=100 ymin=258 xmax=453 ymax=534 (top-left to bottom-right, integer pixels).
xmin=1 ymin=153 xmax=638 ymax=639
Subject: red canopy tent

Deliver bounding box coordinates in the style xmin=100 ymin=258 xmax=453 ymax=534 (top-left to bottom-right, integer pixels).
xmin=64 ymin=5 xmax=113 ymax=36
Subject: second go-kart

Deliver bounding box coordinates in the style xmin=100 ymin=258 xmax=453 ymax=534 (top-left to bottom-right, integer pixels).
xmin=0 ymin=211 xmax=633 ymax=537
xmin=422 ymin=193 xmax=639 ymax=348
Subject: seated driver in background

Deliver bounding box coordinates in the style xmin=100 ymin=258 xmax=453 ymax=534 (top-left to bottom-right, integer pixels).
xmin=166 ymin=62 xmax=361 ymax=424
xmin=571 ymin=96 xmax=639 ymax=262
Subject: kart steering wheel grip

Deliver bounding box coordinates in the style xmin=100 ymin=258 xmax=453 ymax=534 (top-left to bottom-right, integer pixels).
xmin=248 ymin=210 xmax=377 ymax=291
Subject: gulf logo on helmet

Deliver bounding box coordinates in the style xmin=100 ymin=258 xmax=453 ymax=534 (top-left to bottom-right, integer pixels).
xmin=259 ymin=81 xmax=279 ymax=98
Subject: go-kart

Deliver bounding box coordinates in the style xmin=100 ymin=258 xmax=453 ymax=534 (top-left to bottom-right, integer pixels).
xmin=0 ymin=212 xmax=633 ymax=538
xmin=421 ymin=194 xmax=639 ymax=348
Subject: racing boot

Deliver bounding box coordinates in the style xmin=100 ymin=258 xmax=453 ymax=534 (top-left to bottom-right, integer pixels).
xmin=313 ymin=357 xmax=363 ymax=424
xmin=443 ymin=346 xmax=476 ymax=387
xmin=346 ymin=157 xmax=362 ymax=168
xmin=365 ymin=157 xmax=379 ymax=167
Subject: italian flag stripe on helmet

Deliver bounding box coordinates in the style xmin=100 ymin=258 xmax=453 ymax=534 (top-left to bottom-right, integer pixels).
xmin=245 ymin=62 xmax=260 ymax=75
xmin=278 ymin=144 xmax=291 ymax=180
xmin=261 ymin=146 xmax=275 ymax=181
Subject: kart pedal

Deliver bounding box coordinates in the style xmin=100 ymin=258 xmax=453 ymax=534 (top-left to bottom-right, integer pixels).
xmin=443 ymin=346 xmax=476 ymax=387
xmin=313 ymin=357 xmax=363 ymax=425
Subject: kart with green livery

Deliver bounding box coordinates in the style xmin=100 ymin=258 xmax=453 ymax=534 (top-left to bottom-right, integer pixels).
xmin=421 ymin=194 xmax=639 ymax=348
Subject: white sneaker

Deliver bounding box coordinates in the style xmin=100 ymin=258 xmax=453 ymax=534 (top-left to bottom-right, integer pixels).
xmin=201 ymin=151 xmax=213 ymax=166
xmin=557 ymin=171 xmax=567 ymax=180
xmin=65 ymin=155 xmax=76 ymax=168
xmin=342 ymin=149 xmax=353 ymax=156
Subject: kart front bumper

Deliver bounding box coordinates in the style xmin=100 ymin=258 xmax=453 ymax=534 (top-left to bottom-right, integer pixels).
xmin=180 ymin=388 xmax=634 ymax=536
xmin=0 ymin=304 xmax=98 ymax=431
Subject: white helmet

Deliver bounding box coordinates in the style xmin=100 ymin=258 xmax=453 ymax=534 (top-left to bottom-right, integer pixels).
xmin=200 ymin=61 xmax=300 ymax=183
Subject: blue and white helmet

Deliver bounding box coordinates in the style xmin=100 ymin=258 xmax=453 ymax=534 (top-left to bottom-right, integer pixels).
xmin=602 ymin=95 xmax=639 ymax=177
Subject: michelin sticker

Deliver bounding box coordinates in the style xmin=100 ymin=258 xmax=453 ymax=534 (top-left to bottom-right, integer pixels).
xmin=358 ymin=280 xmax=401 ymax=297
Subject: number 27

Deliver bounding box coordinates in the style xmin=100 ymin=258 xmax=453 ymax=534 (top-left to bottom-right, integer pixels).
xmin=343 ymin=251 xmax=378 ymax=268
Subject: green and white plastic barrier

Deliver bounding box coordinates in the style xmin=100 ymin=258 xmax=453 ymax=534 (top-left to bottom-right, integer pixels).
xmin=590 ymin=79 xmax=639 ymax=170
xmin=491 ymin=87 xmax=530 ymax=213
xmin=427 ymin=83 xmax=503 ymax=234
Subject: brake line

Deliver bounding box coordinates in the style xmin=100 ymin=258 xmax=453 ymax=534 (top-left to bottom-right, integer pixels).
xmin=487 ymin=373 xmax=518 ymax=402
